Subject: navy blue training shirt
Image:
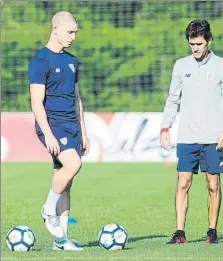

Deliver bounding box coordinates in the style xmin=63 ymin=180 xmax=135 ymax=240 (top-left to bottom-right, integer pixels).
xmin=28 ymin=47 xmax=79 ymax=128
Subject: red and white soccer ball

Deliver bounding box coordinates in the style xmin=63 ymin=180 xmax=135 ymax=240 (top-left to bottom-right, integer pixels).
xmin=98 ymin=223 xmax=128 ymax=250
xmin=6 ymin=225 xmax=36 ymax=251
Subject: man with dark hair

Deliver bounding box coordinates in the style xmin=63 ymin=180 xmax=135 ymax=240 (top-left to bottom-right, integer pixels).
xmin=185 ymin=19 xmax=213 ymax=42
xmin=160 ymin=20 xmax=223 ymax=244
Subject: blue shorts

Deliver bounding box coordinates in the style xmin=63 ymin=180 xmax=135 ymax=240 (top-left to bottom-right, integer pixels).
xmin=177 ymin=143 xmax=223 ymax=174
xmin=37 ymin=122 xmax=82 ymax=169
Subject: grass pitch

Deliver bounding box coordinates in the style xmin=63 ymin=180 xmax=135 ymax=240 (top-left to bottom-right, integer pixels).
xmin=2 ymin=163 xmax=223 ymax=261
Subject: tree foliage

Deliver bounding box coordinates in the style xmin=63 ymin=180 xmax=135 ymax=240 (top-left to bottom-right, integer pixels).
xmin=2 ymin=1 xmax=223 ymax=112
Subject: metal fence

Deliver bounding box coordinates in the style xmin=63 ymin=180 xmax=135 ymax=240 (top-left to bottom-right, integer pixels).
xmin=2 ymin=0 xmax=223 ymax=112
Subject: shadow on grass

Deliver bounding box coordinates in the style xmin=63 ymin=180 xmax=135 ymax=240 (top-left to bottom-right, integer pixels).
xmin=128 ymin=234 xmax=168 ymax=243
xmin=86 ymin=234 xmax=168 ymax=247
xmin=188 ymin=235 xmax=223 ymax=244
xmin=32 ymin=248 xmax=41 ymax=251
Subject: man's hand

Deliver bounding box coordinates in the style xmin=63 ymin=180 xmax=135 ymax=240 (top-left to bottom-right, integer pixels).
xmin=160 ymin=130 xmax=171 ymax=151
xmin=216 ymin=131 xmax=223 ymax=151
xmin=82 ymin=134 xmax=89 ymax=155
xmin=45 ymin=133 xmax=60 ymax=156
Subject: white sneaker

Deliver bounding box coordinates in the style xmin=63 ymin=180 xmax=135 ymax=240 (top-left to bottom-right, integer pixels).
xmin=41 ymin=205 xmax=64 ymax=238
xmin=52 ymin=239 xmax=84 ymax=251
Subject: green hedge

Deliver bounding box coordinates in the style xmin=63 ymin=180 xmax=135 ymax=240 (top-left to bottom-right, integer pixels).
xmin=2 ymin=1 xmax=223 ymax=112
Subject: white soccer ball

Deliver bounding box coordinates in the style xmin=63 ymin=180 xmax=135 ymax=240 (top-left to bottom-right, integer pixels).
xmin=98 ymin=223 xmax=128 ymax=250
xmin=6 ymin=225 xmax=36 ymax=251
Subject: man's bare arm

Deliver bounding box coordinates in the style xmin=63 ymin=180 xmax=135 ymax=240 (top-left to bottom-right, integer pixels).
xmin=30 ymin=84 xmax=52 ymax=136
xmin=75 ymin=83 xmax=87 ymax=136
xmin=75 ymin=83 xmax=89 ymax=154
xmin=30 ymin=84 xmax=60 ymax=155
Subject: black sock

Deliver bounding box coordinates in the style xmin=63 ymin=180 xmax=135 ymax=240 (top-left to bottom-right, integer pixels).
xmin=208 ymin=228 xmax=216 ymax=233
xmin=176 ymin=230 xmax=185 ymax=236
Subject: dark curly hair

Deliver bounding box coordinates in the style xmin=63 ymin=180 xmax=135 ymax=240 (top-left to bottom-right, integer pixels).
xmin=185 ymin=20 xmax=213 ymax=41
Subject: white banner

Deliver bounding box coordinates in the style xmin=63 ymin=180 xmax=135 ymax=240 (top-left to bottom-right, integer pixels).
xmin=83 ymin=112 xmax=179 ymax=162
xmin=1 ymin=112 xmax=179 ymax=162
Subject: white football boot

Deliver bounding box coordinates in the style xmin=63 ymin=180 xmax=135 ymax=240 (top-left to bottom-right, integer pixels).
xmin=41 ymin=205 xmax=64 ymax=238
xmin=52 ymin=239 xmax=84 ymax=251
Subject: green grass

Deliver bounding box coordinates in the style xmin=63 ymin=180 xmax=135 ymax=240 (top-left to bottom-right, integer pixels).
xmin=2 ymin=163 xmax=223 ymax=261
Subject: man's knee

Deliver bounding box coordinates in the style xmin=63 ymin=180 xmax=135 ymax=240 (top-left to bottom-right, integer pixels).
xmin=64 ymin=159 xmax=81 ymax=178
xmin=207 ymin=180 xmax=221 ymax=193
xmin=206 ymin=174 xmax=221 ymax=193
xmin=58 ymin=149 xmax=82 ymax=178
xmin=177 ymin=173 xmax=192 ymax=192
xmin=177 ymin=181 xmax=192 ymax=192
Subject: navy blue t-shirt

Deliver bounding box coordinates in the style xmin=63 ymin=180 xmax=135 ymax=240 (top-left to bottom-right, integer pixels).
xmin=28 ymin=47 xmax=79 ymax=133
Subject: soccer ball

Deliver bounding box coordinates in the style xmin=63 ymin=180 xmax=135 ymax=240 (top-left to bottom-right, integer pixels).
xmin=98 ymin=223 xmax=128 ymax=250
xmin=6 ymin=225 xmax=36 ymax=251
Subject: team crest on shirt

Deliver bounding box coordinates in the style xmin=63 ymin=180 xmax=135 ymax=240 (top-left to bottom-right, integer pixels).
xmin=207 ymin=72 xmax=214 ymax=81
xmin=69 ymin=64 xmax=75 ymax=73
xmin=60 ymin=137 xmax=68 ymax=145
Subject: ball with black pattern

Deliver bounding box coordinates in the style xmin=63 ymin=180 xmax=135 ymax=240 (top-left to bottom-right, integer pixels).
xmin=6 ymin=225 xmax=36 ymax=251
xmin=98 ymin=223 xmax=128 ymax=250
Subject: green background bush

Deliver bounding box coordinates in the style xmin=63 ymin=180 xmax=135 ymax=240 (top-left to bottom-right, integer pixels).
xmin=2 ymin=1 xmax=223 ymax=112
